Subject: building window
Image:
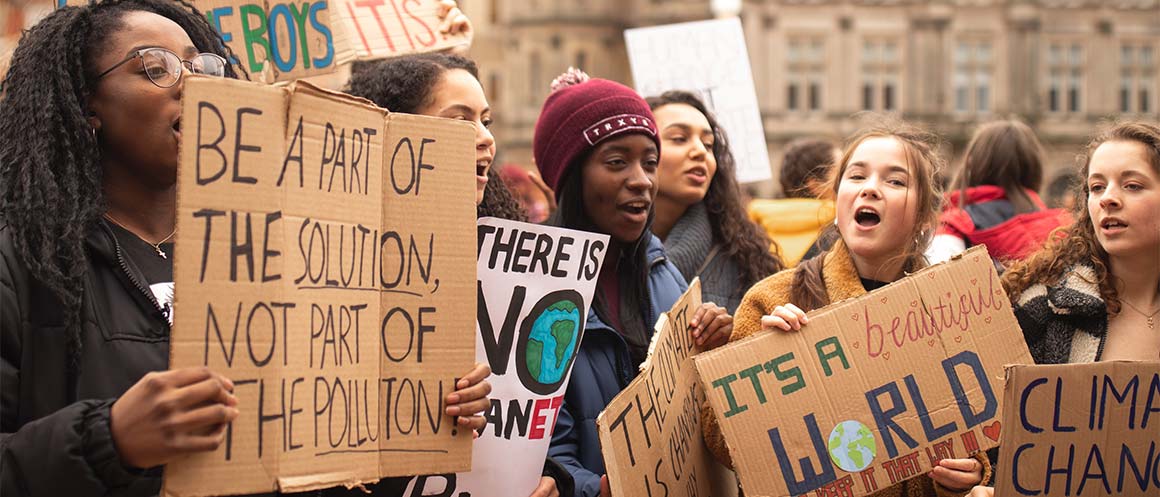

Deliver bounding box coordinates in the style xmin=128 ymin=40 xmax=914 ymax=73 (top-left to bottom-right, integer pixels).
xmin=575 ymin=51 xmax=587 ymax=71
xmin=862 ymin=38 xmax=901 ymax=112
xmin=529 ymin=52 xmax=541 ymax=105
xmin=953 ymin=40 xmax=994 ymax=115
xmin=1046 ymin=42 xmax=1084 ymax=114
xmin=1120 ymin=42 xmax=1157 ymax=114
xmin=786 ymin=36 xmax=825 ymax=113
xmin=489 ymin=73 xmax=500 ymax=104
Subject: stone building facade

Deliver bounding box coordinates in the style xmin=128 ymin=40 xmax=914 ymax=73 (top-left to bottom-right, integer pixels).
xmin=463 ymin=0 xmax=1160 ymax=193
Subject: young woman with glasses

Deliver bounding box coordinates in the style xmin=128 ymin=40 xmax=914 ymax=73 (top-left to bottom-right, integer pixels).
xmin=0 ymin=1 xmax=488 ymax=495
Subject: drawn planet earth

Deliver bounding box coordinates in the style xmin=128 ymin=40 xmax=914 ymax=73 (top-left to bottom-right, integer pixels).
xmin=524 ymin=299 xmax=581 ymax=385
xmin=828 ymin=420 xmax=877 ymax=472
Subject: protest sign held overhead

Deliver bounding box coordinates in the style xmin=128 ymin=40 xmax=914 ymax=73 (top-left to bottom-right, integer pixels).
xmin=59 ymin=0 xmax=356 ymax=81
xmin=695 ymin=246 xmax=1034 ymax=497
xmin=598 ymin=279 xmax=733 ymax=497
xmin=995 ymin=362 xmax=1160 ymax=497
xmin=625 ymin=18 xmax=771 ymax=184
xmin=331 ymin=0 xmax=470 ymax=62
xmin=163 ymin=76 xmax=478 ymax=497
xmin=404 ymin=218 xmax=608 ymax=497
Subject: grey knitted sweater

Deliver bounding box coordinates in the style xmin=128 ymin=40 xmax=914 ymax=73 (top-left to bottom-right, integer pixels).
xmin=661 ymin=203 xmax=745 ymax=313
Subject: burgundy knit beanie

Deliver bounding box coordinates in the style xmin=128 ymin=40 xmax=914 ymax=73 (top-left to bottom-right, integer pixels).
xmin=533 ymin=69 xmax=660 ymax=194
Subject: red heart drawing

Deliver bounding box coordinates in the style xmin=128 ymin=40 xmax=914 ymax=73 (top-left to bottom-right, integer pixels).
xmin=880 ymin=297 xmax=888 ymax=304
xmin=983 ymin=421 xmax=1001 ymax=441
xmin=995 ymin=289 xmax=1002 ymax=295
xmin=852 ymin=313 xmax=860 ymax=321
xmin=954 ymin=336 xmax=962 ymax=343
xmin=928 ymin=273 xmax=936 ymax=279
xmin=852 ymin=341 xmax=861 ymax=349
xmin=928 ymin=339 xmax=936 ymax=347
xmin=910 ymin=300 xmax=918 ymax=308
xmin=946 ymin=292 xmax=952 ymax=299
xmin=973 ymin=255 xmax=980 ymax=263
xmin=970 ymin=278 xmax=978 ymax=286
xmin=985 ymin=316 xmax=992 ymax=324
xmin=883 ymin=352 xmax=891 ymax=360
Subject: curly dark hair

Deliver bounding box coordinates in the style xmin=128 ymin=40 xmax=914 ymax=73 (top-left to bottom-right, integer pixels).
xmin=646 ymin=91 xmax=783 ymax=290
xmin=1002 ymin=121 xmax=1160 ymax=316
xmin=0 ymin=0 xmax=239 ymax=374
xmin=345 ymin=54 xmax=526 ymax=221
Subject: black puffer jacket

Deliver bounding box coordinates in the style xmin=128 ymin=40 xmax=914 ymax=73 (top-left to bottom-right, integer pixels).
xmin=1 ymin=220 xmax=171 ymax=497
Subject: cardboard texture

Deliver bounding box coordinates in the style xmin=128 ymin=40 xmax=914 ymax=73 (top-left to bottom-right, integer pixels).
xmin=58 ymin=0 xmax=357 ymax=82
xmin=624 ymin=18 xmax=772 ymax=184
xmin=995 ymin=362 xmax=1160 ymax=497
xmin=164 ymin=76 xmax=477 ymax=497
xmin=694 ymin=246 xmax=1034 ymax=497
xmin=199 ymin=0 xmax=356 ymax=82
xmin=403 ymin=218 xmax=610 ymax=497
xmin=330 ymin=0 xmax=469 ymax=63
xmin=597 ymin=279 xmax=734 ymax=497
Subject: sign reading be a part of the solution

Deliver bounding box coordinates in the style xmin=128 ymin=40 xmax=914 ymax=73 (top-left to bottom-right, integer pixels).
xmin=995 ymin=362 xmax=1160 ymax=497
xmin=695 ymin=247 xmax=1034 ymax=497
xmin=163 ymin=77 xmax=477 ymax=497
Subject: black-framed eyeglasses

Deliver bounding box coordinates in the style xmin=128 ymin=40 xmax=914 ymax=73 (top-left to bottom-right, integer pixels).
xmin=95 ymin=47 xmax=226 ymax=88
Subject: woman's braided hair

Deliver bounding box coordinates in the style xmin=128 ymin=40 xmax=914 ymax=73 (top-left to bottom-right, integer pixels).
xmin=0 ymin=0 xmax=239 ymax=374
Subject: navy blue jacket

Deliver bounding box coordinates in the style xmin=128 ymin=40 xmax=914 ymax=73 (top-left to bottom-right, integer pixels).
xmin=547 ymin=235 xmax=687 ymax=497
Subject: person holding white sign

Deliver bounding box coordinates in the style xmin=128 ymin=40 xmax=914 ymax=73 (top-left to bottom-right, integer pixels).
xmin=704 ymin=121 xmax=992 ymax=496
xmin=646 ymin=90 xmax=783 ymax=315
xmin=347 ymin=52 xmax=571 ymax=497
xmin=0 ymin=2 xmax=491 ymax=496
xmin=533 ymin=69 xmax=734 ymax=497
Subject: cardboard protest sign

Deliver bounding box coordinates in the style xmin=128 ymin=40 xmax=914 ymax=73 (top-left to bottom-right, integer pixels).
xmin=694 ymin=246 xmax=1034 ymax=497
xmin=625 ymin=18 xmax=771 ymax=184
xmin=163 ymin=76 xmax=477 ymax=497
xmin=995 ymin=362 xmax=1160 ymax=497
xmin=200 ymin=0 xmax=355 ymax=82
xmin=59 ymin=0 xmax=356 ymax=82
xmin=597 ymin=279 xmax=733 ymax=497
xmin=403 ymin=217 xmax=609 ymax=497
xmin=331 ymin=0 xmax=470 ymax=62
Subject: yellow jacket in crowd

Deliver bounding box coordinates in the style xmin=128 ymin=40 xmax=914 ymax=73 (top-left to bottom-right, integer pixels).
xmin=747 ymin=198 xmax=835 ymax=266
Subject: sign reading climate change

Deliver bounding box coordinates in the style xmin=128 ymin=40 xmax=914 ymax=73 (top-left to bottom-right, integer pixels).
xmin=405 ymin=218 xmax=606 ymax=497
xmin=164 ymin=77 xmax=477 ymax=497
xmin=695 ymin=247 xmax=1034 ymax=497
xmin=996 ymin=362 xmax=1160 ymax=497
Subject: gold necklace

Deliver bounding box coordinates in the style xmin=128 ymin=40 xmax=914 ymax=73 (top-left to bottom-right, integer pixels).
xmin=104 ymin=213 xmax=176 ymax=259
xmin=1121 ymin=298 xmax=1160 ymax=330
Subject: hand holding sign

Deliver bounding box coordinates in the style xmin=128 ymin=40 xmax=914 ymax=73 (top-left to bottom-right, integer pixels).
xmin=445 ymin=362 xmax=492 ymax=432
xmin=928 ymin=457 xmax=984 ymax=492
xmin=760 ymin=303 xmax=809 ymax=332
xmin=111 ymin=367 xmax=239 ymax=469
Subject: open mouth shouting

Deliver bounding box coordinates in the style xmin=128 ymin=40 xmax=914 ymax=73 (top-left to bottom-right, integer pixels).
xmin=854 ymin=206 xmax=882 ymax=230
xmin=619 ymin=197 xmax=650 ymax=224
xmin=476 ymin=157 xmax=492 ymax=190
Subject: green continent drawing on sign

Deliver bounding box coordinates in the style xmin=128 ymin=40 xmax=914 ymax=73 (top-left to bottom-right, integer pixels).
xmin=828 ymin=420 xmax=877 ymax=473
xmin=524 ymin=300 xmax=581 ymax=385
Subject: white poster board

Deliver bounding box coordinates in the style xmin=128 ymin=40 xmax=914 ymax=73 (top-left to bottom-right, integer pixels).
xmin=625 ymin=18 xmax=772 ymax=184
xmin=405 ymin=217 xmax=608 ymax=497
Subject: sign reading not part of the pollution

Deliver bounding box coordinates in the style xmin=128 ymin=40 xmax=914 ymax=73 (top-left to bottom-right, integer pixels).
xmin=995 ymin=362 xmax=1160 ymax=497
xmin=163 ymin=76 xmax=477 ymax=497
xmin=694 ymin=247 xmax=1034 ymax=497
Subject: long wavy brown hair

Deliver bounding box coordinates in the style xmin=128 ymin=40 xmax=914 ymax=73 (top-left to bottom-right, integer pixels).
xmin=645 ymin=91 xmax=784 ymax=290
xmin=790 ymin=119 xmax=946 ymax=311
xmin=1001 ymin=121 xmax=1160 ymax=316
